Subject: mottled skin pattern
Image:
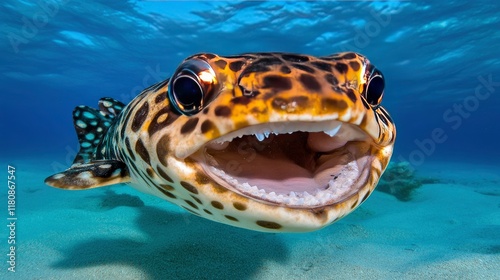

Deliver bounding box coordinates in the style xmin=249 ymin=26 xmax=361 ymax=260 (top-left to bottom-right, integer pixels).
xmin=46 ymin=52 xmax=395 ymax=232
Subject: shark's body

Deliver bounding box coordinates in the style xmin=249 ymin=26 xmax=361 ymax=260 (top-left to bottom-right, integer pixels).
xmin=46 ymin=52 xmax=395 ymax=232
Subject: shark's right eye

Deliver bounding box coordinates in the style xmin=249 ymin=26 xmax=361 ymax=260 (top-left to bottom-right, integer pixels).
xmin=364 ymin=68 xmax=385 ymax=107
xmin=169 ymin=59 xmax=218 ymax=116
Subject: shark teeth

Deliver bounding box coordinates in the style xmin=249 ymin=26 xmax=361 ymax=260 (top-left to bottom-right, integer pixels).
xmin=255 ymin=133 xmax=265 ymax=141
xmin=324 ymin=124 xmax=341 ymax=137
xmin=213 ymin=121 xmax=344 ymax=144
xmin=253 ymin=131 xmax=272 ymax=142
xmin=209 ymin=163 xmax=359 ymax=207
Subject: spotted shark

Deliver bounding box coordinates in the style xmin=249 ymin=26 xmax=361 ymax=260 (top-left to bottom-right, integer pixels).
xmin=45 ymin=52 xmax=396 ymax=232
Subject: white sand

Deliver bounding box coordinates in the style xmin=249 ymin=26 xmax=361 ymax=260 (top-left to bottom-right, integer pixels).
xmin=0 ymin=158 xmax=498 ymax=279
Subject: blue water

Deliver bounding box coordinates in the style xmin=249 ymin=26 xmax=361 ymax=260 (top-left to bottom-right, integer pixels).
xmin=1 ymin=1 xmax=499 ymax=279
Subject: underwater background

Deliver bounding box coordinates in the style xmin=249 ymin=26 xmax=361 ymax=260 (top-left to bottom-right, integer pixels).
xmin=1 ymin=0 xmax=499 ymax=279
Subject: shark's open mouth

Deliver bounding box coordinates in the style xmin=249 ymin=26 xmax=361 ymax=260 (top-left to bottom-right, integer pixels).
xmin=194 ymin=121 xmax=376 ymax=208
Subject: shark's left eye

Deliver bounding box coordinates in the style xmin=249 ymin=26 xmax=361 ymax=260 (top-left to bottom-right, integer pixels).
xmin=168 ymin=59 xmax=217 ymax=115
xmin=364 ymin=68 xmax=385 ymax=106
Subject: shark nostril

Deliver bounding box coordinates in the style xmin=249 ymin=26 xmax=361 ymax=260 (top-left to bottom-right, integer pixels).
xmin=239 ymin=84 xmax=260 ymax=97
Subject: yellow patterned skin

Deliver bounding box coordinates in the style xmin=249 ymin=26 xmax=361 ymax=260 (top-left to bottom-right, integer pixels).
xmin=46 ymin=52 xmax=395 ymax=232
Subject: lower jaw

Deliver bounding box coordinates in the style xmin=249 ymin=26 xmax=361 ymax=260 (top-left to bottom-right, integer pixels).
xmin=195 ymin=139 xmax=375 ymax=208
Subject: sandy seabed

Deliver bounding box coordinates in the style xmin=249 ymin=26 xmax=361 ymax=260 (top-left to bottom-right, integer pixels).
xmin=0 ymin=158 xmax=498 ymax=280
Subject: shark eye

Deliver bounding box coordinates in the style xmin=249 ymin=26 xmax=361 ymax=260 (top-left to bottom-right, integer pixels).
xmin=168 ymin=59 xmax=217 ymax=115
xmin=365 ymin=68 xmax=385 ymax=106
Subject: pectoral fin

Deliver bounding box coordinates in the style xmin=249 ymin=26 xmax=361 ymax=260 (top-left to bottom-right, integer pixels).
xmin=45 ymin=160 xmax=130 ymax=190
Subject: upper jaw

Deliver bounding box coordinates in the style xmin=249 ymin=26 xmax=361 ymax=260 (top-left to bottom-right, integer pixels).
xmin=209 ymin=120 xmax=364 ymax=144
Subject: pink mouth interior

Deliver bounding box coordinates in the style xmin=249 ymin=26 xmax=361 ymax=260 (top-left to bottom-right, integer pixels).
xmin=196 ymin=130 xmax=374 ymax=207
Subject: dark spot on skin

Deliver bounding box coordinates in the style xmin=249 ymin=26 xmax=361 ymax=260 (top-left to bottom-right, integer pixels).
xmin=331 ymin=85 xmax=342 ymax=92
xmin=322 ymin=56 xmax=341 ymax=61
xmin=311 ymin=61 xmax=333 ymax=72
xmin=351 ymin=198 xmax=359 ymax=209
xmin=349 ymin=61 xmax=360 ymax=71
xmin=311 ymin=208 xmax=328 ymax=221
xmin=280 ymin=65 xmax=291 ymax=74
xmin=324 ymin=73 xmax=339 ymax=86
xmin=299 ymin=74 xmax=321 ymax=91
xmin=201 ymin=120 xmax=215 ymax=134
xmin=182 ymin=206 xmax=199 ymax=215
xmin=214 ymin=59 xmax=227 ymax=69
xmin=184 ymin=157 xmax=195 ymax=165
xmin=156 ymin=166 xmax=173 ymax=183
xmin=346 ymin=89 xmax=357 ymax=103
xmin=125 ymin=138 xmax=136 ymax=161
xmin=191 ymin=195 xmax=202 ymax=205
xmin=146 ymin=168 xmax=155 ymax=177
xmin=159 ymin=184 xmax=174 ymax=191
xmin=156 ymin=135 xmax=170 ymax=166
xmin=334 ymin=63 xmax=349 ymax=74
xmin=89 ymin=162 xmax=121 ymax=178
xmin=290 ymin=96 xmax=309 ymax=107
xmin=121 ymin=108 xmax=134 ymax=139
xmin=195 ymin=173 xmax=211 ymax=185
xmin=141 ymin=171 xmax=158 ymax=188
xmin=225 ymin=215 xmax=238 ymax=222
xmin=155 ymin=92 xmax=167 ymax=104
xmin=257 ymin=56 xmax=283 ymax=66
xmin=256 ymin=220 xmax=282 ymax=229
xmin=251 ymin=106 xmax=268 ymax=114
xmin=204 ymin=209 xmax=213 ymax=215
xmin=203 ymin=53 xmax=216 ymax=59
xmin=322 ymin=98 xmax=348 ymax=111
xmin=203 ymin=107 xmax=210 ymax=114
xmin=180 ymin=181 xmax=199 ymax=194
xmin=272 ymin=97 xmax=288 ymax=111
xmin=211 ymin=201 xmax=224 ymax=209
xmin=342 ymin=52 xmax=357 ymax=59
xmin=361 ymin=190 xmax=371 ymax=203
xmin=262 ymin=75 xmax=292 ymax=91
xmin=281 ymin=54 xmax=309 ymax=62
xmin=184 ymin=200 xmax=199 ymax=210
xmin=135 ymin=138 xmax=150 ymax=165
xmin=157 ymin=187 xmax=176 ymax=199
xmin=131 ymin=102 xmax=149 ymax=132
xmin=231 ymin=96 xmax=252 ymax=105
xmin=233 ymin=202 xmax=247 ymax=211
xmin=241 ymin=63 xmax=271 ymax=75
xmin=229 ymin=61 xmax=245 ymax=72
xmin=292 ymin=63 xmax=316 ymax=73
xmin=211 ymin=183 xmax=228 ymax=193
xmin=214 ymin=105 xmax=231 ymax=117
xmin=148 ymin=107 xmax=177 ymax=136
xmin=180 ymin=118 xmax=199 ymax=134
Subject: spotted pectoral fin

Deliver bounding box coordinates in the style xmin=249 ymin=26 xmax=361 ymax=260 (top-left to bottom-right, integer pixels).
xmin=72 ymin=97 xmax=125 ymax=165
xmin=44 ymin=160 xmax=130 ymax=190
xmin=98 ymin=97 xmax=125 ymax=118
xmin=73 ymin=106 xmax=113 ymax=164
